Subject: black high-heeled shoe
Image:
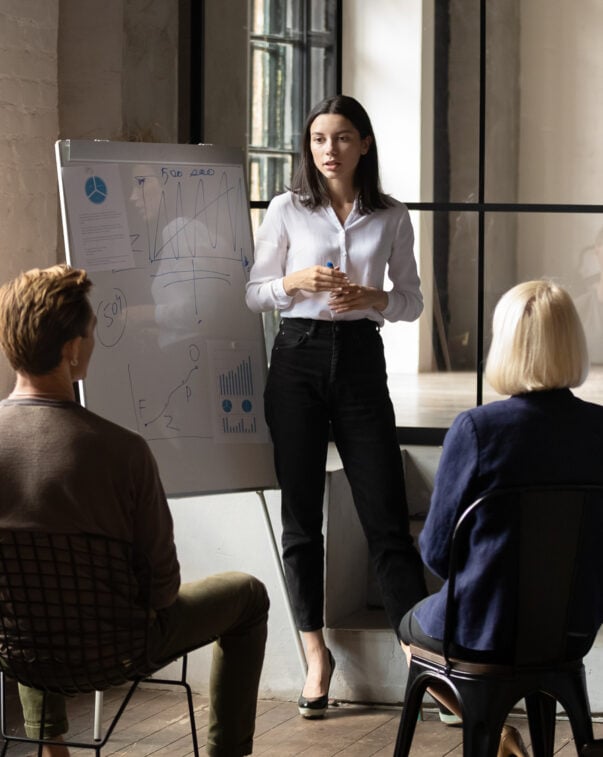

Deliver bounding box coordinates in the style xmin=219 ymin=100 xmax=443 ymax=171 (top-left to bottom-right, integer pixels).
xmin=298 ymin=648 xmax=336 ymax=719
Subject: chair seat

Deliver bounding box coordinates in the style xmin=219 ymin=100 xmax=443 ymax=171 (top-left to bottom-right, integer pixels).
xmin=409 ymin=643 xmax=587 ymax=678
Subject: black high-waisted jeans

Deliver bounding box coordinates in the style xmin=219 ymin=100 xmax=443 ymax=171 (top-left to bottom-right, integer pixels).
xmin=264 ymin=317 xmax=427 ymax=632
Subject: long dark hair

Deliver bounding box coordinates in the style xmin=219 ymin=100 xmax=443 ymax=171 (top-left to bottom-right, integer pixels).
xmin=290 ymin=95 xmax=393 ymax=214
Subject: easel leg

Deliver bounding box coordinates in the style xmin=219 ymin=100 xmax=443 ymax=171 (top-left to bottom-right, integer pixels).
xmin=256 ymin=490 xmax=307 ymax=678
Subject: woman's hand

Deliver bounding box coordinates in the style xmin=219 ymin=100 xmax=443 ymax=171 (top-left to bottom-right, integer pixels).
xmin=328 ymin=284 xmax=388 ymax=313
xmin=283 ymin=265 xmax=349 ymax=296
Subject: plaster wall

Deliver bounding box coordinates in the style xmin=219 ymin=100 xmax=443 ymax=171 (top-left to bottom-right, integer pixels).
xmin=203 ymin=0 xmax=248 ymax=150
xmin=58 ymin=0 xmax=178 ymax=142
xmin=0 ymin=0 xmax=179 ymax=397
xmin=0 ymin=1 xmax=60 ymax=397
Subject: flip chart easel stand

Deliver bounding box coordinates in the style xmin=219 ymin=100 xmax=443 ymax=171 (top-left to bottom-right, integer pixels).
xmin=257 ymin=490 xmax=307 ymax=677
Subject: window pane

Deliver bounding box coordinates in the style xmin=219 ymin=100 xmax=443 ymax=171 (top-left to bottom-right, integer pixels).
xmin=248 ymin=0 xmax=338 ymax=203
xmin=389 ymin=209 xmax=603 ymax=429
xmin=386 ymin=210 xmax=480 ymax=428
xmin=310 ymin=0 xmax=331 ymax=33
xmin=250 ymin=42 xmax=300 ymax=151
xmin=389 ymin=369 xmax=480 ymax=429
xmin=250 ymin=0 xmax=302 ymax=36
xmin=432 ymin=210 xmax=480 ymax=372
xmin=248 ymin=153 xmax=293 ymax=202
xmin=309 ymin=45 xmax=336 ymax=108
xmin=485 ymin=1 xmax=603 ymax=204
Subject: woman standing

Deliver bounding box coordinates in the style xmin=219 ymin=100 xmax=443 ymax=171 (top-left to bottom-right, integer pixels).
xmin=246 ymin=95 xmax=426 ymax=717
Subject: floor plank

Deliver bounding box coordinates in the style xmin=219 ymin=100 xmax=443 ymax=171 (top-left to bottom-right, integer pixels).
xmin=2 ymin=678 xmax=602 ymax=755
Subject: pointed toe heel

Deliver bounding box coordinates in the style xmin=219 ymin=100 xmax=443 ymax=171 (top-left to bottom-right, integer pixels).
xmin=298 ymin=692 xmax=329 ymax=719
xmin=298 ymin=649 xmax=336 ymax=719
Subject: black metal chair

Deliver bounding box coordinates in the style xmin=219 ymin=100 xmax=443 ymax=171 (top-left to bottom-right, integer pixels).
xmin=0 ymin=530 xmax=200 ymax=756
xmin=394 ymin=485 xmax=603 ymax=757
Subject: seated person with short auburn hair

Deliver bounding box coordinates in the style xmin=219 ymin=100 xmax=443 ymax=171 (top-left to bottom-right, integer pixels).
xmin=0 ymin=264 xmax=269 ymax=757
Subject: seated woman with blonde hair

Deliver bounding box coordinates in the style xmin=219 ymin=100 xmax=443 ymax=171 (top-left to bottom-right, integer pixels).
xmin=398 ymin=280 xmax=603 ymax=757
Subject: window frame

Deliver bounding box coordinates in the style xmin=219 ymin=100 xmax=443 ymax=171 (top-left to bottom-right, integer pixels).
xmin=248 ymin=0 xmax=342 ymax=204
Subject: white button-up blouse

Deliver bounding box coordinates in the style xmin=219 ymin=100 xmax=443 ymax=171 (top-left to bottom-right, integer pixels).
xmin=245 ymin=191 xmax=423 ymax=325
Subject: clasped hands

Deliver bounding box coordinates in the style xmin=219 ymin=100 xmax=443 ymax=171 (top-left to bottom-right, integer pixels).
xmin=283 ymin=264 xmax=387 ymax=313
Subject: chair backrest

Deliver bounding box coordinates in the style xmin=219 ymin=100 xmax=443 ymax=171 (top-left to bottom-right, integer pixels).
xmin=443 ymin=485 xmax=603 ymax=666
xmin=0 ymin=530 xmax=152 ymax=695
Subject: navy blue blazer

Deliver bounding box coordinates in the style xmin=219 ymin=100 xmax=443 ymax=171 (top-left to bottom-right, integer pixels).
xmin=414 ymin=388 xmax=603 ymax=652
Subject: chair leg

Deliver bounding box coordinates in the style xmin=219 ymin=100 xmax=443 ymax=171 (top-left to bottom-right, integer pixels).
xmin=451 ymin=684 xmax=507 ymax=757
xmin=144 ymin=656 xmax=199 ymax=756
xmin=93 ymin=690 xmax=104 ymax=741
xmin=561 ymin=670 xmax=595 ymax=752
xmin=526 ymin=692 xmax=556 ymax=757
xmin=36 ymin=691 xmax=48 ymax=757
xmin=569 ymin=706 xmax=595 ymax=754
xmin=393 ymin=677 xmax=430 ymax=757
xmin=182 ymin=678 xmax=199 ymax=756
xmin=0 ymin=677 xmax=140 ymax=756
xmin=146 ymin=677 xmax=199 ymax=755
xmin=0 ymin=658 xmax=199 ymax=756
xmin=98 ymin=679 xmax=141 ymax=746
xmin=0 ymin=672 xmax=9 ymax=757
xmin=461 ymin=717 xmax=503 ymax=757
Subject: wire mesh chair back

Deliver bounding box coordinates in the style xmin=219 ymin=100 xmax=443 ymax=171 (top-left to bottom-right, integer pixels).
xmin=0 ymin=530 xmax=152 ymax=695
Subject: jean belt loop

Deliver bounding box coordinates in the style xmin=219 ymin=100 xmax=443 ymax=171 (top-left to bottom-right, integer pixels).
xmin=307 ymin=319 xmax=318 ymax=338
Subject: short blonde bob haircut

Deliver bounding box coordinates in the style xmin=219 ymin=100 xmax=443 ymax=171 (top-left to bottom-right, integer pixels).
xmin=0 ymin=264 xmax=92 ymax=376
xmin=485 ymin=280 xmax=589 ymax=396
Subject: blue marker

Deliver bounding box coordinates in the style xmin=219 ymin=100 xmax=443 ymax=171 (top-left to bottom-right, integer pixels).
xmin=326 ymin=261 xmax=334 ymax=269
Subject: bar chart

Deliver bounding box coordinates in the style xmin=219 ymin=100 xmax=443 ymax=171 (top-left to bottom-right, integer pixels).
xmin=218 ymin=355 xmax=254 ymax=397
xmin=209 ymin=341 xmax=269 ymax=442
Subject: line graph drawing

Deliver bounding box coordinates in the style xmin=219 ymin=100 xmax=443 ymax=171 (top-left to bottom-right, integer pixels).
xmin=129 ymin=164 xmax=251 ymax=327
xmin=143 ymin=364 xmax=199 ymax=429
xmin=130 ymin=167 xmax=249 ymax=265
xmin=127 ymin=343 xmax=208 ymax=440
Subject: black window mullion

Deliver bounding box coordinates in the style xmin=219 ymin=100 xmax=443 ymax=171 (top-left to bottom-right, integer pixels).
xmin=476 ymin=0 xmax=487 ymax=406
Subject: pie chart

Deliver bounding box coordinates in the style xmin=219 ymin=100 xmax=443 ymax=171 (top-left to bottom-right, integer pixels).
xmin=85 ymin=176 xmax=108 ymax=204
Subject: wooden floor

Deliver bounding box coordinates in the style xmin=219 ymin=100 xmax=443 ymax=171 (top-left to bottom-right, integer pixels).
xmin=2 ymin=679 xmax=603 ymax=756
